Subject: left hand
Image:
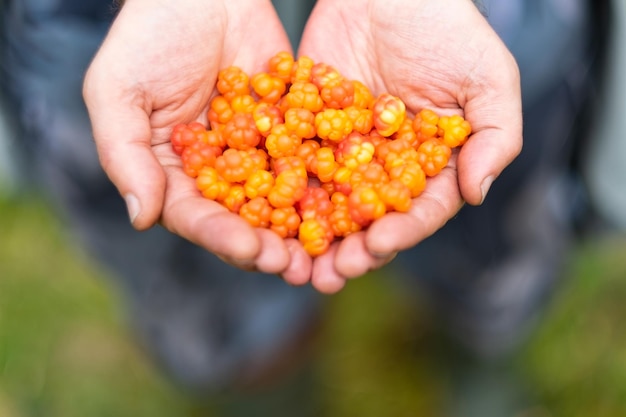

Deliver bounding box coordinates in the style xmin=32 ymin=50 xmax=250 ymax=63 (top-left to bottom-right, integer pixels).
xmin=297 ymin=0 xmax=523 ymax=293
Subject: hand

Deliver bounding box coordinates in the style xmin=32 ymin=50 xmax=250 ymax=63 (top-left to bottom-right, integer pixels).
xmin=83 ymin=0 xmax=314 ymax=282
xmin=298 ymin=0 xmax=523 ymax=293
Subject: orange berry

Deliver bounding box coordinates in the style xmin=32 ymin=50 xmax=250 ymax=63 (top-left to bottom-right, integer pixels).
xmin=181 ymin=142 xmax=222 ymax=177
xmin=388 ymin=161 xmax=427 ymax=198
xmin=297 ymin=187 xmax=333 ymax=220
xmin=230 ymin=94 xmax=257 ymax=114
xmin=268 ymin=51 xmax=295 ymax=84
xmin=344 ymin=105 xmax=374 ymax=134
xmin=284 ymin=82 xmax=324 ymax=113
xmin=216 ymin=66 xmax=250 ymax=101
xmin=299 ymin=218 xmax=334 ymax=257
xmin=348 ymin=185 xmax=387 ymax=227
xmin=291 ymin=55 xmax=315 ymax=83
xmin=222 ymin=184 xmax=247 ymax=213
xmin=207 ymin=95 xmax=234 ymax=130
xmin=335 ymin=132 xmax=376 ymax=170
xmin=268 ymin=170 xmax=308 ymax=208
xmin=412 ymin=108 xmax=440 ymax=144
xmin=416 ymin=139 xmax=452 ymax=177
xmin=310 ymin=62 xmax=342 ymax=90
xmin=244 ymin=169 xmax=275 ymax=199
xmin=352 ymin=80 xmax=375 ymax=109
xmin=252 ymin=102 xmax=284 ymax=137
xmin=320 ymin=77 xmax=355 ymax=109
xmin=377 ymin=179 xmax=412 ymax=212
xmin=270 ymin=206 xmax=301 ymax=238
xmin=239 ymin=197 xmax=273 ymax=228
xmin=251 ymin=72 xmax=287 ymax=105
xmin=215 ymin=148 xmax=258 ymax=183
xmin=314 ymin=108 xmax=353 ymax=142
xmin=438 ymin=114 xmax=472 ymax=148
xmin=310 ymin=147 xmax=338 ymax=183
xmin=265 ymin=124 xmax=302 ymax=159
xmin=284 ymin=108 xmax=317 ymax=139
xmin=196 ymin=166 xmax=231 ymax=201
xmin=222 ymin=113 xmax=261 ymax=150
xmin=372 ymin=93 xmax=406 ymax=137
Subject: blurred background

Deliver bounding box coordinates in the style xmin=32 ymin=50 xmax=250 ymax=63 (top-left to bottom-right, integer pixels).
xmin=2 ymin=175 xmax=626 ymax=417
xmin=2 ymin=0 xmax=626 ymax=416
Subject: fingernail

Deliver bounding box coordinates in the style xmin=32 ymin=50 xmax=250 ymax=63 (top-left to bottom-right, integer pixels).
xmin=124 ymin=193 xmax=141 ymax=224
xmin=480 ymin=175 xmax=495 ymax=204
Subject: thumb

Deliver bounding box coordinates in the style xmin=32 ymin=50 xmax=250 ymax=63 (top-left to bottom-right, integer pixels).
xmin=84 ymin=82 xmax=166 ymax=230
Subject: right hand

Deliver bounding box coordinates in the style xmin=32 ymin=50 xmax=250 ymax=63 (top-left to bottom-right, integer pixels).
xmin=83 ymin=0 xmax=314 ymax=283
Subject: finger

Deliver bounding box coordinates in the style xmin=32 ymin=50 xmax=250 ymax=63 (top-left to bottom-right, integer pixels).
xmin=459 ymin=59 xmax=523 ymax=205
xmin=281 ymin=238 xmax=313 ymax=286
xmin=364 ymin=164 xmax=464 ymax=256
xmin=311 ymin=243 xmax=346 ymax=294
xmin=334 ymin=232 xmax=397 ymax=279
xmin=83 ymin=76 xmax=165 ymax=231
xmin=253 ymin=228 xmax=291 ymax=274
xmin=161 ymin=169 xmax=262 ymax=263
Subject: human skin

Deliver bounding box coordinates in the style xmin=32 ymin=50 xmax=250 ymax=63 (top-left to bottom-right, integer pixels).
xmin=298 ymin=0 xmax=522 ymax=293
xmin=84 ymin=0 xmax=315 ymax=283
xmin=83 ymin=0 xmax=522 ymax=294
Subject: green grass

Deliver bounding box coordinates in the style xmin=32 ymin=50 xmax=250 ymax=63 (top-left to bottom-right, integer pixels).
xmin=2 ymin=192 xmax=626 ymax=416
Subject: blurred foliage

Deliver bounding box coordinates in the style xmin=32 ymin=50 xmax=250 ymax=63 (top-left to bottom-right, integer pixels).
xmin=1 ymin=193 xmax=626 ymax=417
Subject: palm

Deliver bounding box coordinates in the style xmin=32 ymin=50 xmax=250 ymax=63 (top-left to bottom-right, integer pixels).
xmin=85 ymin=0 xmax=312 ymax=280
xmin=298 ymin=0 xmax=522 ymax=292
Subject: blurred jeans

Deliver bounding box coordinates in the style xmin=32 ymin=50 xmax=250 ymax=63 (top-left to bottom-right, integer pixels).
xmin=0 ymin=0 xmax=604 ymax=389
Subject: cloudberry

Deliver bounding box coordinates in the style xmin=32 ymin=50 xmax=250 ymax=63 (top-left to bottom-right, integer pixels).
xmin=315 ymin=108 xmax=353 ymax=142
xmin=352 ymin=80 xmax=375 ymax=109
xmin=170 ymin=122 xmax=207 ymax=155
xmin=244 ymin=169 xmax=275 ymax=199
xmin=284 ymin=82 xmax=324 ymax=113
xmin=268 ymin=170 xmax=308 ymax=208
xmin=344 ymin=105 xmax=374 ymax=134
xmin=372 ymin=93 xmax=406 ymax=137
xmin=196 ymin=167 xmax=231 ymax=201
xmin=348 ymin=185 xmax=387 ymax=227
xmin=284 ymin=108 xmax=317 ymax=139
xmin=413 ymin=108 xmax=440 ymax=144
xmin=268 ymin=51 xmax=295 ymax=84
xmin=265 ymin=124 xmax=302 ymax=159
xmin=252 ymin=102 xmax=284 ymax=137
xmin=438 ymin=114 xmax=472 ymax=148
xmin=417 ymin=139 xmax=452 ymax=177
xmin=216 ymin=66 xmax=250 ymax=101
xmin=270 ymin=206 xmax=301 ymax=238
xmin=378 ymin=179 xmax=412 ymax=213
xmin=388 ymin=161 xmax=427 ymax=198
xmin=181 ymin=142 xmax=221 ymax=177
xmin=172 ymin=51 xmax=473 ymax=257
xmin=291 ymin=55 xmax=314 ymax=84
xmin=222 ymin=113 xmax=261 ymax=150
xmin=335 ymin=132 xmax=375 ymax=170
xmin=299 ymin=218 xmax=334 ymax=257
xmin=297 ymin=187 xmax=333 ymax=220
xmin=310 ymin=62 xmax=342 ymax=90
xmin=207 ymin=96 xmax=234 ymax=130
xmin=239 ymin=197 xmax=273 ymax=228
xmin=321 ymin=77 xmax=355 ymax=109
xmin=310 ymin=147 xmax=338 ymax=183
xmin=231 ymin=94 xmax=257 ymax=114
xmin=215 ymin=148 xmax=258 ymax=183
xmin=251 ymin=72 xmax=286 ymax=105
xmin=223 ymin=184 xmax=247 ymax=213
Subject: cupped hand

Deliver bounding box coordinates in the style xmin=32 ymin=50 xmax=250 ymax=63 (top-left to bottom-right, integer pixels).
xmin=83 ymin=0 xmax=313 ymax=281
xmin=298 ymin=0 xmax=523 ymax=293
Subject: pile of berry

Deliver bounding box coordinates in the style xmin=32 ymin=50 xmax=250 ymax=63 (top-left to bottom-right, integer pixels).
xmin=171 ymin=52 xmax=471 ymax=256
